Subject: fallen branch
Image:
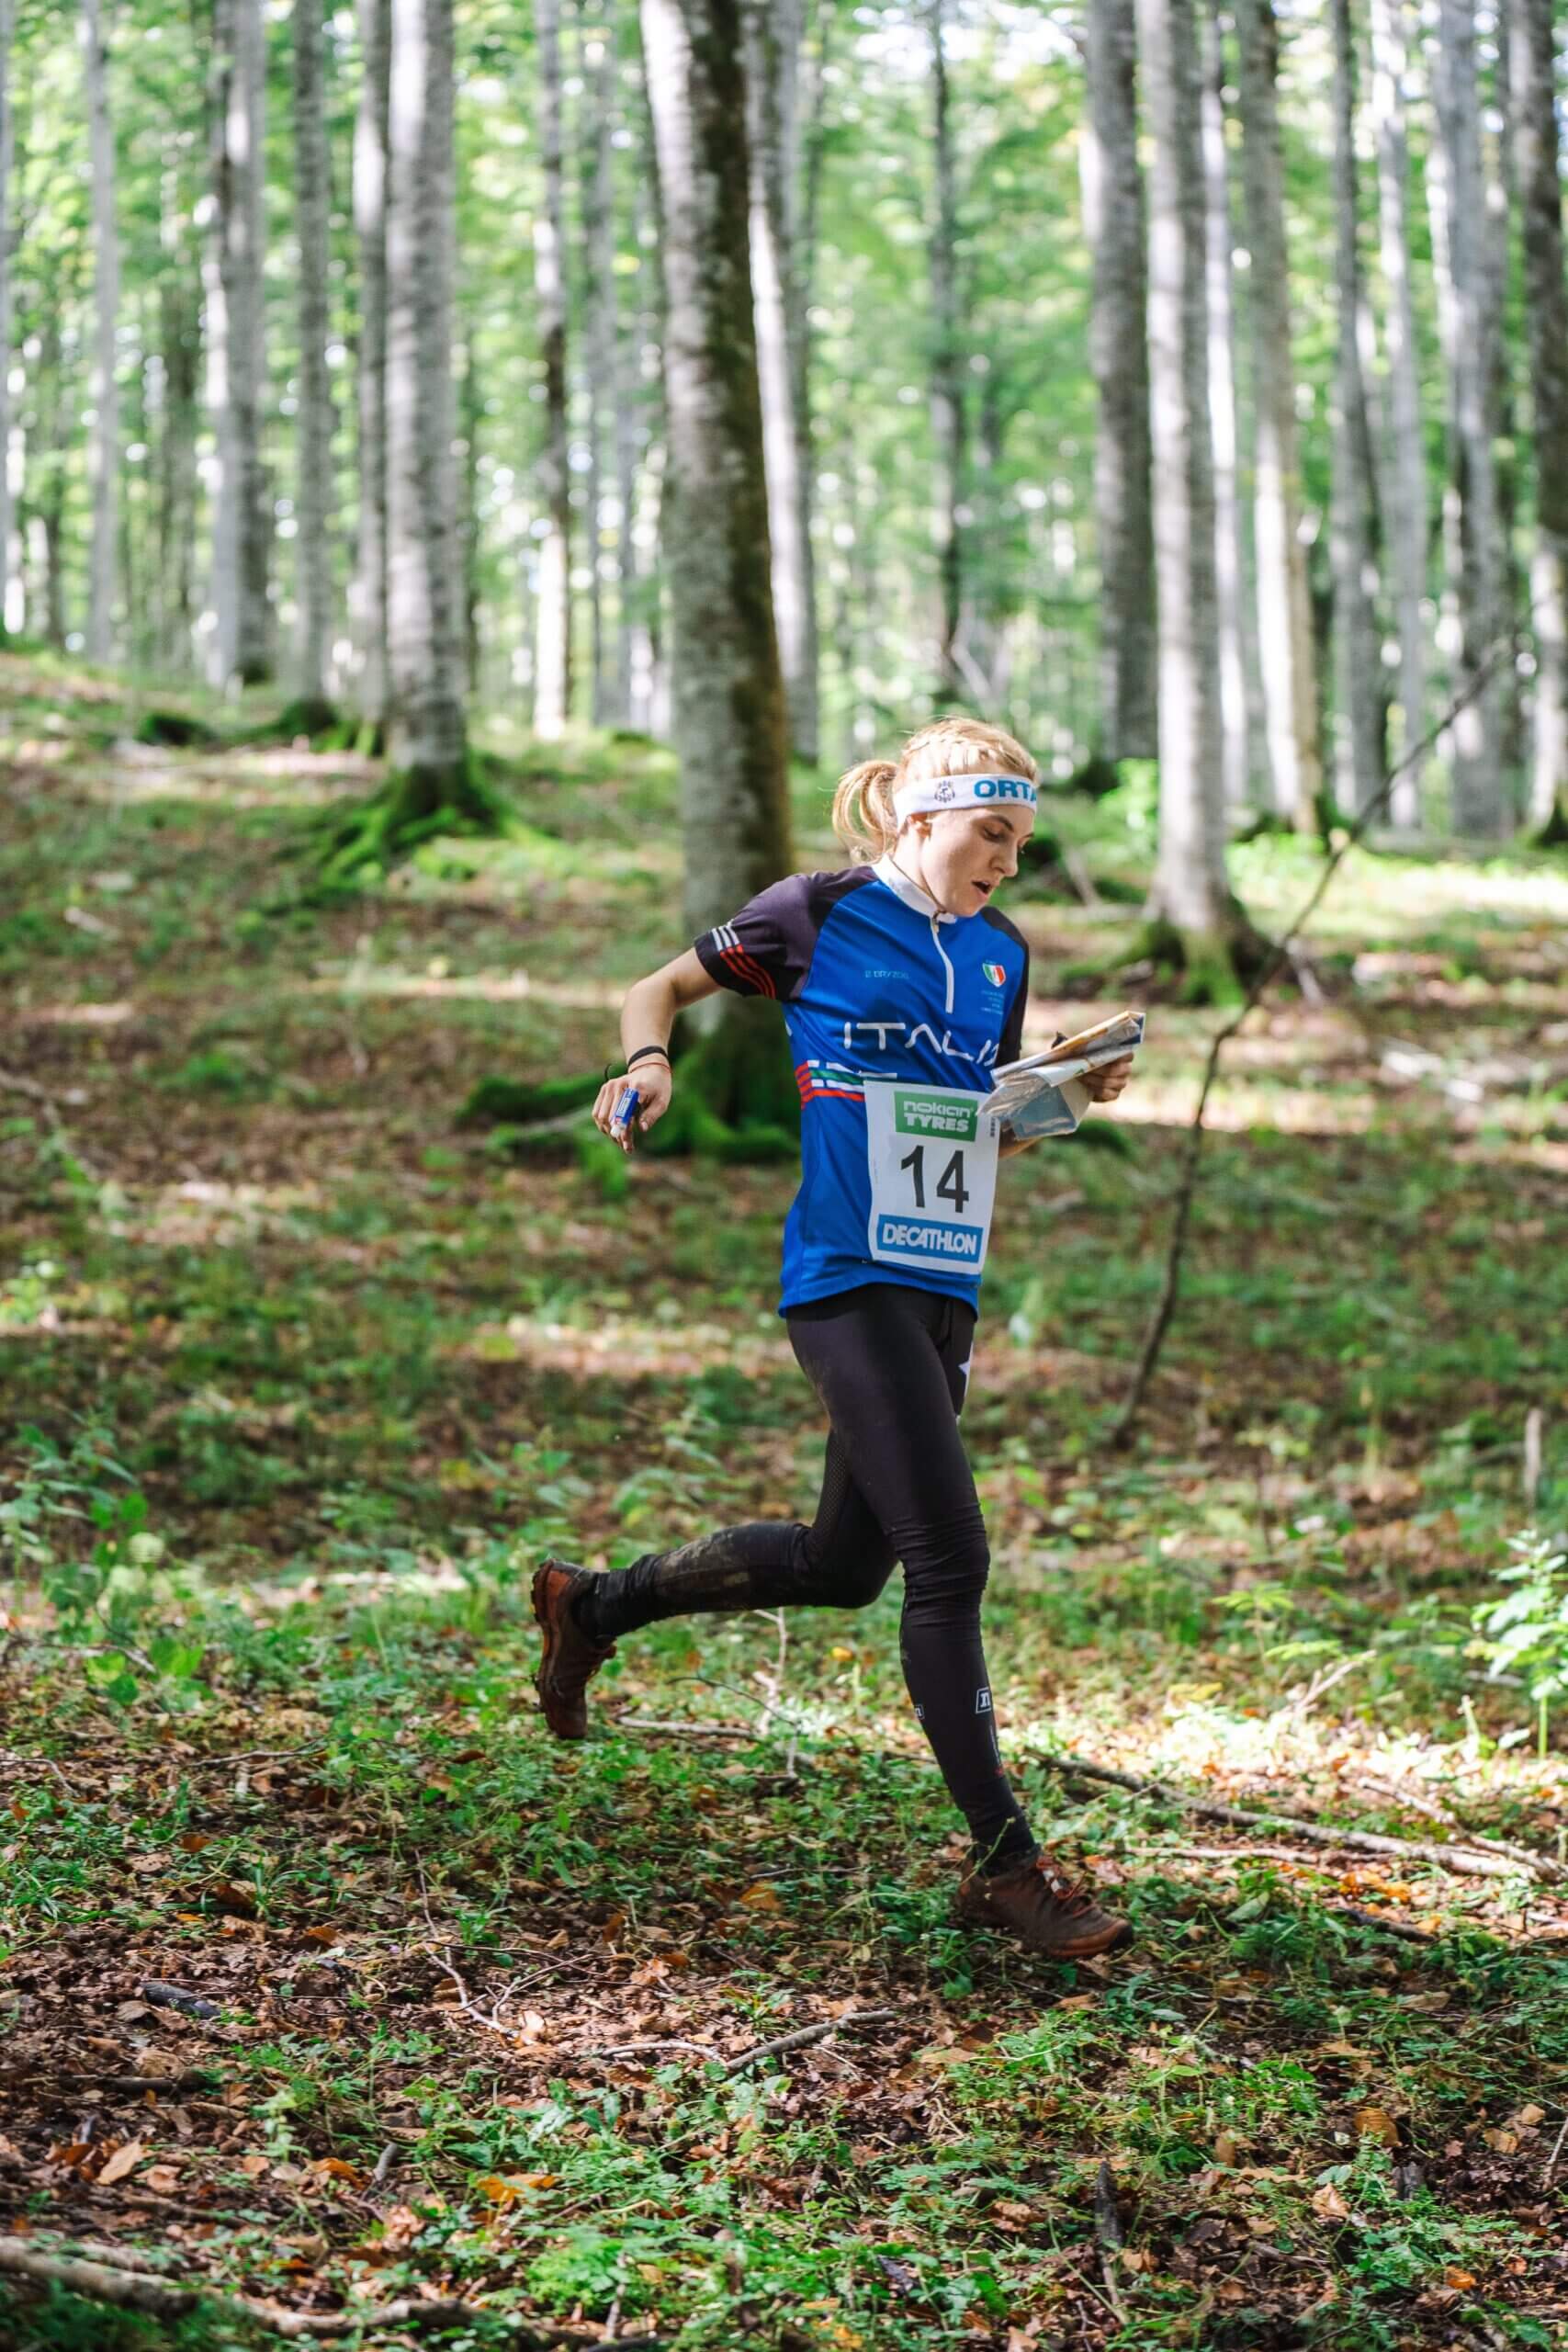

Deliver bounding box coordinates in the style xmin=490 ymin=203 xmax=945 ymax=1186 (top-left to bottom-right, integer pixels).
xmin=722 ymin=2006 xmax=898 ymax=2076
xmin=1335 ymin=1905 xmax=1441 ymax=1946
xmin=140 ymin=1980 xmax=220 ymax=2019
xmin=1040 ymin=1751 xmax=1548 ymax=1882
xmin=0 ymin=2233 xmax=575 ymax=2341
xmin=611 ymin=1714 xmax=755 ymax=1740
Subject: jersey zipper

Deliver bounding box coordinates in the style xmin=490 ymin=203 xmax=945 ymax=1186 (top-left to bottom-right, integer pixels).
xmin=930 ymin=914 xmax=955 ymax=1013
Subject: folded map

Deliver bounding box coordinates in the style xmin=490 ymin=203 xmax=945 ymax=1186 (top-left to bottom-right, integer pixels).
xmin=980 ymin=1009 xmax=1145 ymax=1140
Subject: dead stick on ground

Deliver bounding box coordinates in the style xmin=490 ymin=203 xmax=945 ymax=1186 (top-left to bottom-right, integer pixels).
xmin=0 ymin=2236 xmax=491 ymax=2338
xmin=1042 ymin=1750 xmax=1547 ymax=1882
xmin=723 ymin=2007 xmax=898 ymax=2076
xmin=1543 ymin=2113 xmax=1568 ymax=2190
xmin=1111 ymin=641 xmax=1511 ymax=1448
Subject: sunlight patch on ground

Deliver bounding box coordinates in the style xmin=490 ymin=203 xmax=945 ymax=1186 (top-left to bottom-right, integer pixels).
xmin=309 ymin=967 xmax=624 ymax=1011
xmin=110 ymin=1177 xmax=325 ymax=1249
xmin=21 ymin=999 xmax=137 ymax=1026
xmin=85 ymin=749 xmax=369 ymax=810
xmin=447 ymin=1313 xmax=795 ymax=1379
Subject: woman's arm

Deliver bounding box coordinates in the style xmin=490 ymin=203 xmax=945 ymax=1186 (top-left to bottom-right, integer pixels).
xmin=592 ymin=948 xmax=720 ymax=1148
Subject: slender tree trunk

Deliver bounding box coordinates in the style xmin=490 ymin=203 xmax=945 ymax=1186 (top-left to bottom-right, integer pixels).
xmin=579 ymin=5 xmax=613 ymax=724
xmin=157 ymin=270 xmax=201 ymax=668
xmin=82 ymin=0 xmax=120 ymax=665
xmin=208 ymin=0 xmax=270 ymax=687
xmin=384 ymin=0 xmax=466 ymax=788
xmin=0 ymin=0 xmax=13 ymax=637
xmin=741 ymin=0 xmax=818 ymax=763
xmin=351 ymin=0 xmax=389 ymax=729
xmin=1510 ymin=0 xmax=1568 ymax=834
xmin=1082 ymin=0 xmax=1157 ymax=757
xmin=293 ymin=0 xmax=333 ymax=707
xmin=1233 ymin=0 xmax=1321 ymax=829
xmin=1201 ymin=6 xmax=1258 ymax=810
xmin=929 ymin=0 xmax=964 ymax=706
xmin=1369 ymin=0 xmax=1425 ymax=821
xmin=533 ymin=0 xmax=571 ymax=737
xmin=638 ymin=0 xmax=794 ymax=1114
xmin=1136 ymin=0 xmax=1235 ymax=957
xmin=1433 ymin=0 xmax=1511 ymax=832
xmin=1328 ymin=0 xmax=1384 ymax=815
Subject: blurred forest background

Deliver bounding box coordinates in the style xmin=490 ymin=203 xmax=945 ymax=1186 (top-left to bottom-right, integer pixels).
xmin=3 ymin=2 xmax=1568 ymax=2348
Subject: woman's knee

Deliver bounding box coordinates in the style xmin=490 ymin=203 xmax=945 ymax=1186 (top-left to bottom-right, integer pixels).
xmin=794 ymin=1524 xmax=897 ymax=1610
xmin=900 ymin=1511 xmax=990 ymax=1615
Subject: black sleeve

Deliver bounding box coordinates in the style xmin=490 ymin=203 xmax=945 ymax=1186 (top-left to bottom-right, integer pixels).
xmin=692 ymin=872 xmax=822 ymax=1002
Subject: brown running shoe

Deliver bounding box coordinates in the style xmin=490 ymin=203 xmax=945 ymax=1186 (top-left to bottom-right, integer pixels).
xmin=532 ymin=1557 xmax=617 ymax=1739
xmin=955 ymin=1852 xmax=1134 ymax=1959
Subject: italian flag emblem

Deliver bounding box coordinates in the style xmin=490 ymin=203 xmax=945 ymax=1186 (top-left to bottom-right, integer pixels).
xmin=982 ymin=961 xmax=1006 ymax=988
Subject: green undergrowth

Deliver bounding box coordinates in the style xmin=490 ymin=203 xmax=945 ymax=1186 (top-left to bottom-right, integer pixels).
xmin=3 ymin=656 xmax=1568 ymax=2346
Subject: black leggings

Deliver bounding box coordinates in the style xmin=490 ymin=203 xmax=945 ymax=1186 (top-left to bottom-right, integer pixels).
xmin=573 ymin=1282 xmax=1038 ymax=1873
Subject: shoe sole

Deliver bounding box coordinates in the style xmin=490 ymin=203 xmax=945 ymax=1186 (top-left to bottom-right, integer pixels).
xmin=531 ymin=1559 xmax=586 ymax=1741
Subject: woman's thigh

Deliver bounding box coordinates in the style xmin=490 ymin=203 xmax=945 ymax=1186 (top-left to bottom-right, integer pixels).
xmin=787 ymin=1284 xmax=980 ymax=1555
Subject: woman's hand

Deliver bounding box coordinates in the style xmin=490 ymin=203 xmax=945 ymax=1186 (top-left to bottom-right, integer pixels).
xmin=592 ymin=1058 xmax=674 ymax=1150
xmin=1082 ymin=1054 xmax=1134 ymax=1104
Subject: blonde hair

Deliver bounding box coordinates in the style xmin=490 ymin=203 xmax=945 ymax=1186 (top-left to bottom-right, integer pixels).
xmin=830 ymin=715 xmax=1039 ymax=862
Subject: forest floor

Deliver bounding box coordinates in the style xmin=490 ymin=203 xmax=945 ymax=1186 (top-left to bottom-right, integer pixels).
xmin=3 ymin=648 xmax=1568 ymax=2352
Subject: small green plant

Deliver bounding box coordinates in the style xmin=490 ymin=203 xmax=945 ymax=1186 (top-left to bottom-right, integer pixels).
xmin=1472 ymin=1529 xmax=1568 ymax=1756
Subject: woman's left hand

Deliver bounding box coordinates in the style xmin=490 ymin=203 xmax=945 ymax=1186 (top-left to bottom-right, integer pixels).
xmin=1083 ymin=1054 xmax=1134 ymax=1104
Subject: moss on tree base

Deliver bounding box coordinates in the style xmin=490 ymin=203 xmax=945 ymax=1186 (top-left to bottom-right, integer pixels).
xmin=316 ymin=752 xmax=513 ymax=883
xmin=1120 ymin=905 xmax=1274 ymax=1006
xmin=1532 ymin=797 xmax=1568 ymax=850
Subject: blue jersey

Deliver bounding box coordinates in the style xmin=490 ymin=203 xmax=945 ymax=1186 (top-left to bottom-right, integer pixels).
xmin=694 ymin=855 xmax=1030 ymax=1315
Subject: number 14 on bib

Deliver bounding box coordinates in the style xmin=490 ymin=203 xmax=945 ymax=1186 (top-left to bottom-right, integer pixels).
xmin=863 ymin=1081 xmax=1002 ymax=1278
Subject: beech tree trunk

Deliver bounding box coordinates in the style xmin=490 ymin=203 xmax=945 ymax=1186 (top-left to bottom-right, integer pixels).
xmin=383 ymin=0 xmax=467 ymax=788
xmin=637 ymin=0 xmax=792 ymax=961
xmin=1509 ymin=0 xmax=1568 ymax=833
xmin=1135 ymin=0 xmax=1234 ymax=950
xmin=1328 ymin=0 xmax=1384 ymax=816
xmin=929 ymin=0 xmax=964 ymax=706
xmin=741 ymin=0 xmax=819 ymax=763
xmin=1201 ymin=9 xmax=1259 ymax=810
xmin=532 ymin=0 xmax=571 ymax=738
xmin=156 ymin=270 xmax=200 ymax=668
xmin=1433 ymin=0 xmax=1511 ymax=833
xmin=1233 ymin=0 xmax=1321 ymax=829
xmin=208 ymin=0 xmax=270 ymax=686
xmin=0 ymin=0 xmax=13 ymax=635
xmin=580 ymin=5 xmax=615 ymax=726
xmin=1082 ymin=0 xmax=1156 ymax=759
xmin=1370 ymin=0 xmax=1425 ymax=821
xmin=293 ymin=0 xmax=333 ymax=707
xmin=82 ymin=0 xmax=119 ymax=665
xmin=351 ymin=0 xmax=389 ymax=729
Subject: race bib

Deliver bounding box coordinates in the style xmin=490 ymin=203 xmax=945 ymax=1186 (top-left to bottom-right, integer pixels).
xmin=863 ymin=1080 xmax=1001 ymax=1278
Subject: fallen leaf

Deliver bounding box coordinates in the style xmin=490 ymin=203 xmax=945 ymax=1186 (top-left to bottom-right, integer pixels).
xmin=96 ymin=2139 xmax=147 ymax=2186
xmin=1355 ymin=2107 xmax=1402 ymax=2147
xmin=739 ymin=1881 xmax=781 ymax=1909
xmin=310 ymin=2157 xmax=365 ymax=2188
xmin=1312 ymin=2184 xmax=1350 ymax=2221
xmin=179 ymin=1832 xmax=211 ymax=1853
xmin=1508 ymin=2103 xmax=1546 ymax=2130
xmin=205 ymin=1879 xmax=258 ymax=1919
xmin=236 ymin=2153 xmax=270 ymax=2177
xmin=1444 ymin=2267 xmax=1476 ymax=2290
xmin=142 ymin=2165 xmax=182 ymax=2193
xmin=1213 ymin=2132 xmax=1240 ymax=2166
xmin=1483 ymin=2128 xmax=1520 ymax=2154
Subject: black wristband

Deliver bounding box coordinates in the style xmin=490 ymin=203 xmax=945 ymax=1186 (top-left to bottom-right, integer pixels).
xmin=626 ymin=1045 xmax=671 ymax=1071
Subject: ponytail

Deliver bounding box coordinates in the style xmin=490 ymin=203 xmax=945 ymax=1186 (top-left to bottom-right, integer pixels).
xmin=830 ymin=760 xmax=900 ymax=860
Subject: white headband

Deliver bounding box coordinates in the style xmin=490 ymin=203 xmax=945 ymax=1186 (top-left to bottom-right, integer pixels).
xmin=892 ymin=771 xmax=1038 ymax=824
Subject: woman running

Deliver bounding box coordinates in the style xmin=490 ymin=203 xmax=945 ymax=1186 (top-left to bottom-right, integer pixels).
xmin=532 ymin=718 xmax=1135 ymax=1959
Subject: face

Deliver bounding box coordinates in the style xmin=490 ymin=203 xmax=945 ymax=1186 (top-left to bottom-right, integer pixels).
xmin=906 ymin=797 xmax=1034 ymax=916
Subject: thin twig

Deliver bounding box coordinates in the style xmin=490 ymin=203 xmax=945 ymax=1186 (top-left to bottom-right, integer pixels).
xmin=1111 ymin=641 xmax=1512 ymax=1446
xmin=610 ymin=1715 xmax=755 ymax=1739
xmin=1275 ymin=1649 xmax=1377 ymax=1718
xmin=722 ymin=2006 xmax=898 ymax=2076
xmin=1543 ymin=2113 xmax=1568 ymax=2190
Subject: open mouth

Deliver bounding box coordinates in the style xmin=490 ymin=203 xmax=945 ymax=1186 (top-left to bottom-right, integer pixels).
xmin=973 ymin=879 xmax=995 ymax=897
